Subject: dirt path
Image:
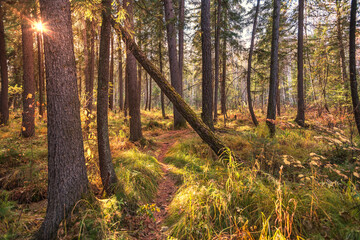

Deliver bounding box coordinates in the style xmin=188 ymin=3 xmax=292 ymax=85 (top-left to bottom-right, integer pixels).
xmin=133 ymin=129 xmax=192 ymax=240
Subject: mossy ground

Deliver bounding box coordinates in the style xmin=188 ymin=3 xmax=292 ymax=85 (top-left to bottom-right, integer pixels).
xmin=0 ymin=108 xmax=359 ymax=239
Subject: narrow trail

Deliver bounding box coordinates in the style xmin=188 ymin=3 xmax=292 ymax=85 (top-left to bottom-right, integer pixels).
xmin=134 ymin=129 xmax=192 ymax=240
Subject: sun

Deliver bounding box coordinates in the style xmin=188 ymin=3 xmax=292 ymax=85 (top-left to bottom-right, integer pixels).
xmin=33 ymin=21 xmax=44 ymax=33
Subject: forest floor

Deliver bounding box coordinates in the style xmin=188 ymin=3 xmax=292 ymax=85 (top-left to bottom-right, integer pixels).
xmin=1 ymin=108 xmax=360 ymax=240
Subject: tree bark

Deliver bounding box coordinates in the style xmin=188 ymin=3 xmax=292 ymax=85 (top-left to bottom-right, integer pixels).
xmin=336 ymin=0 xmax=348 ymax=85
xmin=349 ymin=0 xmax=360 ymax=135
xmin=214 ymin=0 xmax=221 ymax=122
xmin=37 ymin=0 xmax=89 ymax=238
xmin=276 ymin=76 xmax=281 ymax=116
xmin=164 ymin=0 xmax=186 ymax=129
xmin=178 ymin=0 xmax=184 ymax=91
xmin=85 ymin=19 xmax=95 ymax=128
xmin=266 ymin=0 xmax=280 ymax=136
xmin=37 ymin=31 xmax=45 ymax=117
xmin=109 ymin=32 xmax=114 ymax=111
xmin=246 ymin=0 xmax=260 ymax=127
xmin=97 ymin=0 xmax=118 ymax=194
xmin=221 ymin=35 xmax=226 ymax=115
xmin=21 ymin=13 xmax=35 ymax=138
xmin=0 ymin=4 xmax=9 ymax=125
xmin=295 ymin=0 xmax=305 ymax=127
xmin=112 ymin=19 xmax=230 ymax=158
xmin=118 ymin=37 xmax=124 ymax=110
xmin=201 ymin=0 xmax=214 ymax=130
xmin=124 ymin=0 xmax=143 ymax=141
xmin=149 ymin=74 xmax=152 ymax=110
xmin=159 ymin=40 xmax=166 ymax=118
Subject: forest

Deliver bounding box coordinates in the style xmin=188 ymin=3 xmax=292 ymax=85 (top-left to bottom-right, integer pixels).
xmin=0 ymin=0 xmax=360 ymax=239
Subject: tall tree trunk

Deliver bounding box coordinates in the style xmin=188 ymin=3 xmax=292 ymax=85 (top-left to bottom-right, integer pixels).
xmin=221 ymin=35 xmax=226 ymax=115
xmin=266 ymin=0 xmax=280 ymax=136
xmin=0 ymin=4 xmax=9 ymax=125
xmin=85 ymin=19 xmax=95 ymax=128
xmin=144 ymin=67 xmax=148 ymax=110
xmin=37 ymin=31 xmax=45 ymax=117
xmin=109 ymin=32 xmax=114 ymax=111
xmin=336 ymin=0 xmax=348 ymax=85
xmin=149 ymin=74 xmax=152 ymax=110
xmin=97 ymin=0 xmax=118 ymax=194
xmin=295 ymin=0 xmax=305 ymax=127
xmin=159 ymin=41 xmax=166 ymax=118
xmin=246 ymin=0 xmax=260 ymax=127
xmin=125 ymin=0 xmax=142 ymax=141
xmin=349 ymin=0 xmax=360 ymax=135
xmin=179 ymin=0 xmax=184 ymax=89
xmin=276 ymin=76 xmax=281 ymax=116
xmin=164 ymin=0 xmax=186 ymax=129
xmin=214 ymin=0 xmax=221 ymax=122
xmin=21 ymin=13 xmax=35 ymax=138
xmin=118 ymin=37 xmax=123 ymax=110
xmin=201 ymin=0 xmax=214 ymax=130
xmin=37 ymin=0 xmax=89 ymax=238
xmin=112 ymin=19 xmax=230 ymax=158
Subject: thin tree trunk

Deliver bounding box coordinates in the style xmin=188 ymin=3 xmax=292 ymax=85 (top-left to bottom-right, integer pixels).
xmin=266 ymin=0 xmax=280 ymax=136
xmin=112 ymin=19 xmax=230 ymax=158
xmin=21 ymin=13 xmax=35 ymax=138
xmin=221 ymin=35 xmax=226 ymax=115
xmin=159 ymin=41 xmax=166 ymax=118
xmin=276 ymin=76 xmax=281 ymax=116
xmin=118 ymin=37 xmax=123 ymax=110
xmin=295 ymin=0 xmax=305 ymax=127
xmin=144 ymin=67 xmax=148 ymax=110
xmin=179 ymin=0 xmax=184 ymax=89
xmin=201 ymin=0 xmax=214 ymax=130
xmin=246 ymin=0 xmax=260 ymax=127
xmin=109 ymin=32 xmax=114 ymax=110
xmin=124 ymin=0 xmax=142 ymax=141
xmin=97 ymin=0 xmax=118 ymax=194
xmin=85 ymin=19 xmax=95 ymax=128
xmin=37 ymin=32 xmax=45 ymax=117
xmin=0 ymin=4 xmax=9 ymax=125
xmin=214 ymin=0 xmax=221 ymax=122
xmin=336 ymin=0 xmax=348 ymax=85
xmin=149 ymin=74 xmax=152 ymax=110
xmin=37 ymin=0 xmax=89 ymax=238
xmin=164 ymin=0 xmax=186 ymax=129
xmin=349 ymin=0 xmax=360 ymax=135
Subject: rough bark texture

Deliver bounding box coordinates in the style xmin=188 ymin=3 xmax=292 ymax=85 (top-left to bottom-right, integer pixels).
xmin=97 ymin=0 xmax=118 ymax=194
xmin=124 ymin=0 xmax=143 ymax=141
xmin=112 ymin=20 xmax=230 ymax=158
xmin=221 ymin=35 xmax=226 ymax=115
xmin=295 ymin=0 xmax=305 ymax=127
xmin=37 ymin=0 xmax=89 ymax=238
xmin=85 ymin=19 xmax=95 ymax=127
xmin=0 ymin=4 xmax=9 ymax=125
xmin=246 ymin=0 xmax=260 ymax=127
xmin=349 ymin=0 xmax=360 ymax=135
xmin=118 ymin=37 xmax=123 ymax=110
xmin=21 ymin=15 xmax=35 ymax=138
xmin=37 ymin=32 xmax=45 ymax=117
xmin=159 ymin=41 xmax=166 ymax=118
xmin=266 ymin=0 xmax=280 ymax=137
xmin=201 ymin=0 xmax=214 ymax=130
xmin=109 ymin=33 xmax=114 ymax=111
xmin=178 ymin=0 xmax=184 ymax=89
xmin=214 ymin=0 xmax=221 ymax=121
xmin=164 ymin=0 xmax=186 ymax=129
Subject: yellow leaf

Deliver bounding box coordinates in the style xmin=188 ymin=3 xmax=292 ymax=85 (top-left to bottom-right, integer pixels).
xmin=22 ymin=126 xmax=26 ymax=131
xmin=353 ymin=172 xmax=360 ymax=178
xmin=26 ymin=93 xmax=33 ymax=99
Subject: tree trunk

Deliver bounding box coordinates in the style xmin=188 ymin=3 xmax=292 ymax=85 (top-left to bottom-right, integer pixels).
xmin=37 ymin=32 xmax=45 ymax=117
xmin=336 ymin=0 xmax=348 ymax=85
xmin=246 ymin=0 xmax=260 ymax=127
xmin=295 ymin=0 xmax=305 ymax=127
xmin=21 ymin=13 xmax=35 ymax=138
xmin=214 ymin=0 xmax=221 ymax=122
xmin=85 ymin=19 xmax=95 ymax=128
xmin=124 ymin=0 xmax=142 ymax=141
xmin=276 ymin=76 xmax=281 ymax=116
xmin=109 ymin=32 xmax=114 ymax=111
xmin=164 ymin=0 xmax=186 ymax=129
xmin=118 ymin=37 xmax=123 ymax=110
xmin=144 ymin=67 xmax=148 ymax=110
xmin=97 ymin=0 xmax=118 ymax=194
xmin=0 ymin=4 xmax=9 ymax=125
xmin=149 ymin=74 xmax=152 ymax=110
xmin=179 ymin=0 xmax=184 ymax=90
xmin=349 ymin=0 xmax=360 ymax=135
xmin=37 ymin=0 xmax=89 ymax=238
xmin=112 ymin=19 xmax=230 ymax=158
xmin=201 ymin=0 xmax=214 ymax=130
xmin=266 ymin=0 xmax=280 ymax=137
xmin=159 ymin=41 xmax=166 ymax=118
xmin=221 ymin=35 xmax=226 ymax=116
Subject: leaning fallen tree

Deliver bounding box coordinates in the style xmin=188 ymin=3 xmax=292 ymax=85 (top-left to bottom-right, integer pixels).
xmin=111 ymin=19 xmax=230 ymax=158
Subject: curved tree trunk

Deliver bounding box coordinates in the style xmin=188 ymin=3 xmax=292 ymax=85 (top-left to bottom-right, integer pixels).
xmin=349 ymin=0 xmax=360 ymax=135
xmin=266 ymin=0 xmax=280 ymax=137
xmin=246 ymin=0 xmax=260 ymax=127
xmin=164 ymin=0 xmax=186 ymax=129
xmin=0 ymin=4 xmax=9 ymax=125
xmin=201 ymin=0 xmax=214 ymax=130
xmin=97 ymin=0 xmax=118 ymax=194
xmin=37 ymin=0 xmax=89 ymax=238
xmin=112 ymin=20 xmax=230 ymax=158
xmin=21 ymin=13 xmax=35 ymax=138
xmin=295 ymin=0 xmax=305 ymax=127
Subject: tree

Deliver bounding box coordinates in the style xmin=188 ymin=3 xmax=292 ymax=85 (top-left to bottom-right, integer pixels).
xmin=118 ymin=37 xmax=124 ymax=110
xmin=97 ymin=0 xmax=118 ymax=194
xmin=266 ymin=0 xmax=280 ymax=136
xmin=21 ymin=9 xmax=35 ymax=138
xmin=0 ymin=3 xmax=9 ymax=125
xmin=36 ymin=26 xmax=45 ymax=117
xmin=112 ymin=19 xmax=230 ymax=158
xmin=349 ymin=0 xmax=360 ymax=135
xmin=85 ymin=19 xmax=95 ymax=128
xmin=295 ymin=0 xmax=305 ymax=127
xmin=36 ymin=0 xmax=89 ymax=238
xmin=246 ymin=0 xmax=260 ymax=127
xmin=164 ymin=0 xmax=186 ymax=129
xmin=109 ymin=32 xmax=114 ymax=110
xmin=201 ymin=0 xmax=214 ymax=130
xmin=214 ymin=0 xmax=221 ymax=122
xmin=124 ymin=0 xmax=143 ymax=141
xmin=179 ymin=0 xmax=185 ymax=92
